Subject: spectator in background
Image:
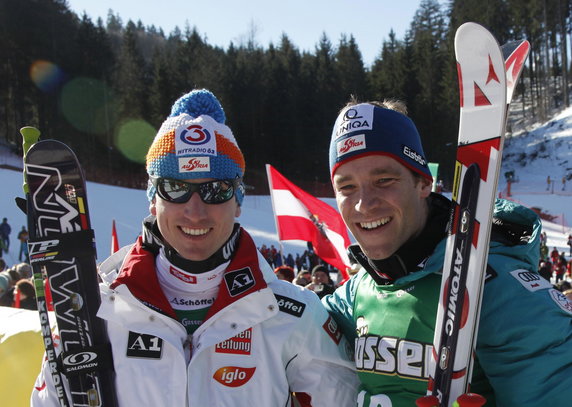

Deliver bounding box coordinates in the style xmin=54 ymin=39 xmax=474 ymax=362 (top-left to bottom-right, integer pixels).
xmin=0 ymin=271 xmax=11 ymax=306
xmin=13 ymin=278 xmax=37 ymax=310
xmin=284 ymin=253 xmax=295 ymax=268
xmin=14 ymin=262 xmax=32 ymax=279
xmin=538 ymin=232 xmax=548 ymax=263
xmin=538 ymin=260 xmax=552 ymax=282
xmin=551 ymin=247 xmax=560 ymax=265
xmin=272 ymin=246 xmax=283 ymax=267
xmin=435 ymin=179 xmax=444 ymax=194
xmin=305 ymin=265 xmax=335 ymax=299
xmin=294 ymin=269 xmax=312 ymax=287
xmin=269 ymin=245 xmax=278 ymax=265
xmin=0 ymin=218 xmax=11 ymax=254
xmin=555 ymin=252 xmax=568 ymax=284
xmin=0 ymin=265 xmax=21 ymax=306
xmin=274 ymin=265 xmax=295 ymax=283
xmin=567 ymin=234 xmax=572 ymax=256
xmin=259 ymin=244 xmax=270 ymax=263
xmin=295 ymin=253 xmax=302 ymax=271
xmin=17 ymin=226 xmax=29 ymax=262
xmin=540 ymin=243 xmax=548 ymax=261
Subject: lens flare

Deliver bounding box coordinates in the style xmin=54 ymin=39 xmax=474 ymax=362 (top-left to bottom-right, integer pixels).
xmin=60 ymin=77 xmax=118 ymax=134
xmin=115 ymin=120 xmax=156 ymax=164
xmin=30 ymin=60 xmax=65 ymax=92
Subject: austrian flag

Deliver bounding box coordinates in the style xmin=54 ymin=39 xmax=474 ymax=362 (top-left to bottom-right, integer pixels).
xmin=266 ymin=164 xmax=351 ymax=281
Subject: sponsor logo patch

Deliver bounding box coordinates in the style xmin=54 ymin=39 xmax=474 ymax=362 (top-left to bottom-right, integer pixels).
xmin=274 ymin=294 xmax=305 ymax=318
xmin=224 ymin=267 xmax=255 ymax=297
xmin=175 ymin=124 xmax=217 ymax=156
xmin=215 ymin=328 xmax=252 ymax=355
xmin=179 ymin=156 xmax=210 ymax=173
xmin=510 ymin=269 xmax=552 ymax=292
xmin=336 ymin=134 xmax=366 ymax=157
xmin=126 ymin=332 xmax=163 ymax=359
xmin=61 ymin=351 xmax=99 ymax=375
xmin=548 ymin=288 xmax=572 ymax=315
xmin=213 ymin=366 xmax=256 ymax=387
xmin=335 ymin=104 xmax=374 ymax=139
xmin=402 ymin=145 xmax=426 ymax=166
xmin=323 ymin=315 xmax=342 ymax=345
xmin=355 ymin=335 xmax=433 ymax=379
xmin=169 ymin=266 xmax=197 ymax=284
xmin=29 ymin=239 xmax=60 ymax=263
xmin=181 ymin=318 xmax=202 ymax=328
xmin=170 ymin=296 xmax=215 ymax=307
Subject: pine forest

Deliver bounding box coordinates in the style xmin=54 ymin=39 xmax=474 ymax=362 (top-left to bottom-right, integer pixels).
xmin=1 ymin=0 xmax=571 ymax=195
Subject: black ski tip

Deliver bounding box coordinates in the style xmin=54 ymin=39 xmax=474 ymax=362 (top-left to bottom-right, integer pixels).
xmin=15 ymin=196 xmax=27 ymax=214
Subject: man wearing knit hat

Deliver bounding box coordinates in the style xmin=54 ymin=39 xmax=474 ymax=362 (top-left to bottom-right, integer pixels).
xmin=305 ymin=265 xmax=335 ymax=299
xmin=323 ymin=99 xmax=572 ymax=406
xmin=32 ymin=90 xmax=357 ymax=406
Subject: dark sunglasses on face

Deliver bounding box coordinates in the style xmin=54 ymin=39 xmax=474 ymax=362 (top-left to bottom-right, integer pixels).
xmin=151 ymin=177 xmax=240 ymax=204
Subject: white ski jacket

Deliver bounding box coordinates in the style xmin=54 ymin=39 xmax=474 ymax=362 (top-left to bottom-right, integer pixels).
xmin=31 ymin=228 xmax=358 ymax=406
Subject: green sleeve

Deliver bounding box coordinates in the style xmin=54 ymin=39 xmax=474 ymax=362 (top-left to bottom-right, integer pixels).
xmin=321 ymin=270 xmax=365 ymax=342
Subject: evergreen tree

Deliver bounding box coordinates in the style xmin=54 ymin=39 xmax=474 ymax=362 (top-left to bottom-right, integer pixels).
xmin=408 ymin=0 xmax=453 ymax=182
xmin=1 ymin=0 xmax=568 ymax=192
xmin=259 ymin=36 xmax=302 ymax=178
xmin=369 ymin=30 xmax=407 ymax=100
xmin=335 ymin=34 xmax=369 ymax=101
xmin=311 ymin=33 xmax=341 ymax=182
xmin=149 ymin=46 xmax=176 ymax=126
xmin=114 ymin=21 xmax=148 ymax=119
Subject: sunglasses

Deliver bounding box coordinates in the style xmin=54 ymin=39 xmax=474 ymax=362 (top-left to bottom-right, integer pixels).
xmin=151 ymin=177 xmax=241 ymax=204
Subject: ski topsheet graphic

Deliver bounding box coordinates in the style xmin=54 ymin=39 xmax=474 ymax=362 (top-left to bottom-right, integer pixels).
xmin=22 ymin=129 xmax=118 ymax=407
xmin=502 ymin=40 xmax=531 ymax=105
xmin=418 ymin=23 xmax=530 ymax=407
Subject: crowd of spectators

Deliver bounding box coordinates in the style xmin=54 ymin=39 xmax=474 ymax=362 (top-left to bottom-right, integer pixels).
xmin=0 ymin=259 xmax=37 ymax=310
xmin=537 ymin=231 xmax=571 ymax=299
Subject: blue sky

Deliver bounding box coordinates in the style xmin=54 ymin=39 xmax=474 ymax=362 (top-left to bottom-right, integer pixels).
xmin=66 ymin=0 xmax=430 ymax=67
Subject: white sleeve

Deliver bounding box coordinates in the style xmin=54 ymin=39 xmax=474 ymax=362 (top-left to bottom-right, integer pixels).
xmin=285 ymin=292 xmax=359 ymax=407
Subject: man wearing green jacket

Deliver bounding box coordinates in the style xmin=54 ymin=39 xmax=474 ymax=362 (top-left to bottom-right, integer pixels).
xmin=323 ymin=98 xmax=572 ymax=406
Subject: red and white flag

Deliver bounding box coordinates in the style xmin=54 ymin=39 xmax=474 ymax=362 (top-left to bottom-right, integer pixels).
xmin=111 ymin=220 xmax=119 ymax=254
xmin=266 ymin=164 xmax=351 ymax=282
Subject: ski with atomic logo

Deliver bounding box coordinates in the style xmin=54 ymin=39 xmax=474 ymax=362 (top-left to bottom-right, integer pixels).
xmin=21 ymin=127 xmax=118 ymax=407
xmin=416 ymin=23 xmax=530 ymax=407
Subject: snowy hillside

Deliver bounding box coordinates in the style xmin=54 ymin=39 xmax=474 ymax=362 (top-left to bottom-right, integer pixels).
xmin=498 ymin=106 xmax=572 ymax=254
xmin=501 ymin=106 xmax=572 ymax=197
xmin=1 ymin=106 xmax=572 ymax=267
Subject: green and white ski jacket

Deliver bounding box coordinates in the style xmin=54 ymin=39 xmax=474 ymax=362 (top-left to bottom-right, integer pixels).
xmin=323 ymin=198 xmax=572 ymax=407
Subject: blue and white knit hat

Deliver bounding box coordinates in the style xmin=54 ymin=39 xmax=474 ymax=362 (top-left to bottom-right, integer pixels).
xmin=329 ymin=103 xmax=432 ymax=181
xmin=146 ymin=89 xmax=245 ymax=204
